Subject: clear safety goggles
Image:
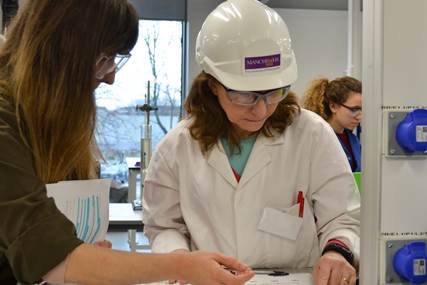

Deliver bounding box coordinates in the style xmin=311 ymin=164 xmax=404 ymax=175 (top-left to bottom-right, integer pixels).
xmin=224 ymin=85 xmax=291 ymax=106
xmin=340 ymin=103 xmax=362 ymax=116
xmin=95 ymin=53 xmax=131 ymax=79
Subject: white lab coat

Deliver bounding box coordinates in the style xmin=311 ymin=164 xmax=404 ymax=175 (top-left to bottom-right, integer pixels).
xmin=143 ymin=109 xmax=360 ymax=268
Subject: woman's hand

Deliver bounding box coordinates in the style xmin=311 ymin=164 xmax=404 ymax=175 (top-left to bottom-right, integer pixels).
xmin=175 ymin=250 xmax=255 ymax=285
xmin=313 ymin=251 xmax=356 ymax=285
xmin=94 ymin=240 xmax=112 ymax=248
xmin=169 ymin=249 xmax=190 ymax=284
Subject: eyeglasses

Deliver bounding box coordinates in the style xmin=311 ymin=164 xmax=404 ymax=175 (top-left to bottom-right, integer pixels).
xmin=224 ymin=85 xmax=291 ymax=106
xmin=340 ymin=103 xmax=362 ymax=115
xmin=95 ymin=53 xmax=131 ymax=79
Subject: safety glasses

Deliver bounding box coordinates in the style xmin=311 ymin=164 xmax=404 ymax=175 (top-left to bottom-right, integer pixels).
xmin=340 ymin=103 xmax=362 ymax=116
xmin=95 ymin=53 xmax=131 ymax=79
xmin=224 ymin=85 xmax=291 ymax=106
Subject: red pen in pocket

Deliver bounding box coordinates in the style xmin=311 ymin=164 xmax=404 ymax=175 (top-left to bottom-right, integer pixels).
xmin=297 ymin=191 xmax=304 ymax=218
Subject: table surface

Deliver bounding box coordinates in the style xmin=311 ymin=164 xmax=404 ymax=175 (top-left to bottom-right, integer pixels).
xmin=109 ymin=203 xmax=143 ymax=226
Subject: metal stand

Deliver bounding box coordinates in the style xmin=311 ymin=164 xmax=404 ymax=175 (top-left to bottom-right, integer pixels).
xmin=135 ymin=81 xmax=158 ymax=210
xmin=126 ymin=82 xmax=157 ymax=252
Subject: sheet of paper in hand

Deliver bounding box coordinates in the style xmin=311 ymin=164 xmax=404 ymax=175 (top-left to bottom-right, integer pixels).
xmin=46 ymin=178 xmax=111 ymax=243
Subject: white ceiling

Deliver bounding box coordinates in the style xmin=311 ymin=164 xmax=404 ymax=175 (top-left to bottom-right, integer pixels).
xmin=263 ymin=0 xmax=349 ymax=11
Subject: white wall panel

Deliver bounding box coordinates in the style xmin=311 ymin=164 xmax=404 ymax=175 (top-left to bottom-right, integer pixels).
xmin=381 ymin=157 xmax=427 ymax=233
xmin=380 ymin=0 xmax=427 ymax=235
xmin=383 ymin=0 xmax=427 ymax=106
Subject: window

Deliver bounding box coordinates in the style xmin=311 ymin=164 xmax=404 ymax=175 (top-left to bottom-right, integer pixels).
xmin=95 ymin=20 xmax=184 ymax=195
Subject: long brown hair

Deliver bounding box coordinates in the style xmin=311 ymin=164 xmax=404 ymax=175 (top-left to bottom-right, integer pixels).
xmin=184 ymin=72 xmax=300 ymax=154
xmin=0 ymin=0 xmax=138 ymax=183
xmin=303 ymin=76 xmax=362 ymax=120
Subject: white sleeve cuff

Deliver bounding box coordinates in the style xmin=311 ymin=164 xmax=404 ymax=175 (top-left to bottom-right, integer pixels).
xmin=151 ymin=229 xmax=190 ymax=253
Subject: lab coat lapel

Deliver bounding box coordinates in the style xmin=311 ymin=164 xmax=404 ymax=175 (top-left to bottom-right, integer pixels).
xmin=207 ymin=143 xmax=238 ymax=188
xmin=238 ymin=135 xmax=280 ymax=188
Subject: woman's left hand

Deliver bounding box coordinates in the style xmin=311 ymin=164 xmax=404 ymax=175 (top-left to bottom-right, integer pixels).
xmin=313 ymin=251 xmax=356 ymax=285
xmin=168 ymin=249 xmax=190 ymax=284
xmin=94 ymin=239 xmax=112 ymax=248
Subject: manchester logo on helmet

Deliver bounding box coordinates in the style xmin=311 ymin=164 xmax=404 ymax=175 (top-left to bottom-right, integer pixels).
xmin=245 ymin=54 xmax=281 ymax=71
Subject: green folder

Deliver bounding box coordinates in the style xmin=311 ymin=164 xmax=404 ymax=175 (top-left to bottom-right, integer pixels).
xmin=353 ymin=172 xmax=362 ymax=193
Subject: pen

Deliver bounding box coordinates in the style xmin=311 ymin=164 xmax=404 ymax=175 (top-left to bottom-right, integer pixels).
xmin=224 ymin=268 xmax=241 ymax=275
xmin=255 ymin=270 xmax=289 ymax=276
xmin=297 ymin=191 xmax=304 ymax=218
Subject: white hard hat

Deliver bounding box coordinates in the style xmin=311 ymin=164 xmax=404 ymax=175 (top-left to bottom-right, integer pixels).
xmin=196 ymin=0 xmax=297 ymax=91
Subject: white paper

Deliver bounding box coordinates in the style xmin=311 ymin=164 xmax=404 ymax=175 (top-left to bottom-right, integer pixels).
xmin=46 ymin=178 xmax=111 ymax=243
xmin=246 ymin=273 xmax=313 ymax=285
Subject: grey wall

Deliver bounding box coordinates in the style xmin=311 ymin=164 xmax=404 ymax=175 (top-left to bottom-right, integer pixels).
xmin=130 ymin=0 xmax=186 ymax=21
xmin=186 ymin=0 xmax=222 ymax=92
xmin=277 ymin=8 xmax=348 ymax=97
xmin=186 ymin=4 xmax=348 ymax=98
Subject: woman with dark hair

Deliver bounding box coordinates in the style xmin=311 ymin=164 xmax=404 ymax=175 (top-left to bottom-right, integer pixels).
xmin=303 ymin=76 xmax=362 ymax=172
xmin=0 ymin=0 xmax=254 ymax=284
xmin=143 ymin=1 xmax=360 ymax=285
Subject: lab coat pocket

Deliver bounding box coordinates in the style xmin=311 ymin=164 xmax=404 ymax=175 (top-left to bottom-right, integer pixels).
xmin=257 ymin=206 xmax=303 ymax=240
